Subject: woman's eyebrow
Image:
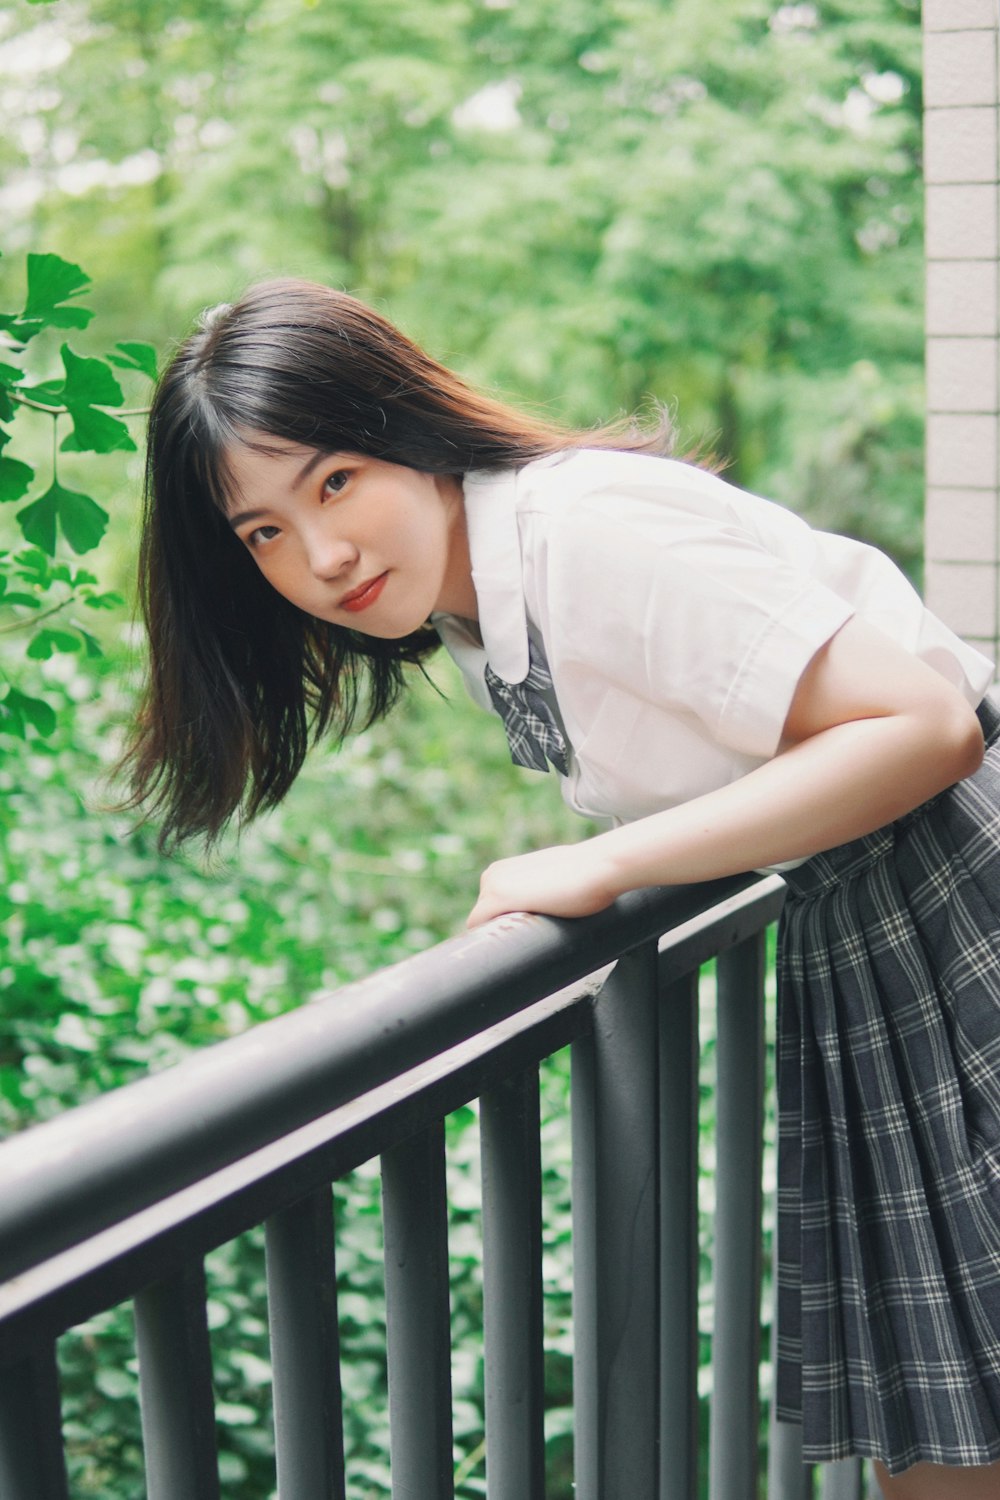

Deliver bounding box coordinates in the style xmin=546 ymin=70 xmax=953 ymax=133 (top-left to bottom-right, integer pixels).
xmin=226 ymin=448 xmax=336 ymax=528
xmin=290 ymin=448 xmax=331 ymax=490
xmin=227 ymin=506 xmax=268 ymax=531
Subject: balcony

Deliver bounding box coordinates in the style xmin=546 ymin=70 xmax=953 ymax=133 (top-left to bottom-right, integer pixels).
xmin=0 ymin=872 xmax=873 ymax=1499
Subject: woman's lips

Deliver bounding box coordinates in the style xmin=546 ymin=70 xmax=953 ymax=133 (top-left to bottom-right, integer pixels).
xmin=339 ymin=572 xmax=388 ymax=613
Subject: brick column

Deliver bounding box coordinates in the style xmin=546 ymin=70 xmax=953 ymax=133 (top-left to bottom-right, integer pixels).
xmin=923 ymin=0 xmax=1000 ymax=668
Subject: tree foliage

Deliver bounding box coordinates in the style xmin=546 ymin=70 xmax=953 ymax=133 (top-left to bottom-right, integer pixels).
xmin=0 ymin=251 xmax=154 ymax=740
xmin=1 ymin=0 xmax=923 ymax=561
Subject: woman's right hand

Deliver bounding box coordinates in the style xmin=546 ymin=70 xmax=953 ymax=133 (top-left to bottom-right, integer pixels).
xmin=466 ymin=840 xmax=622 ymax=928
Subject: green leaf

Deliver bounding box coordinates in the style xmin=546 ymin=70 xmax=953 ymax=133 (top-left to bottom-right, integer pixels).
xmin=17 ymin=493 xmax=56 ymax=555
xmin=37 ymin=307 xmax=91 ymax=331
xmin=0 ymin=693 xmax=26 ymax=739
xmin=108 ymin=341 xmax=159 ymax=381
xmin=0 ymin=457 xmax=33 ymax=503
xmin=19 ymin=380 xmax=65 ymax=408
xmin=27 ymin=628 xmax=82 ymax=660
xmin=0 ymin=314 xmax=43 ymax=346
xmin=82 ymin=590 xmax=123 ymax=611
xmin=60 ymin=406 xmax=136 ymax=454
xmin=11 ymin=546 xmax=50 ymax=580
xmin=17 ymin=480 xmax=109 ymax=556
xmin=55 ymin=486 xmax=110 ymax=554
xmin=24 ymin=255 xmax=92 ymax=326
xmin=77 ymin=628 xmax=104 ymax=659
xmin=61 ymin=345 xmax=124 ymax=409
xmin=0 ymin=367 xmax=20 ymax=423
xmin=0 ymin=687 xmax=56 ymax=738
xmin=54 ymin=347 xmax=134 ymax=453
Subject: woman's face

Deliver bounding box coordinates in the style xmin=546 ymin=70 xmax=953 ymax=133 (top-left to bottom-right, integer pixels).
xmin=223 ymin=439 xmax=478 ymax=635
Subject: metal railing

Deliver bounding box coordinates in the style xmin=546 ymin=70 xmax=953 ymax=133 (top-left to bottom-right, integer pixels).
xmin=0 ymin=873 xmax=870 ymax=1499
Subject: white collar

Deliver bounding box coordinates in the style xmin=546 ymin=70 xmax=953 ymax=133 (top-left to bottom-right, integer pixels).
xmin=439 ymin=467 xmax=531 ymax=685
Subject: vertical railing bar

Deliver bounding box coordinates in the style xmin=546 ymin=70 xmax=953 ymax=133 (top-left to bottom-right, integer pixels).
xmin=0 ymin=1343 xmax=69 ymax=1500
xmin=768 ymin=1412 xmax=813 ymax=1499
xmin=708 ymin=932 xmax=766 ymax=1500
xmin=265 ymin=1185 xmax=346 ymax=1500
xmin=134 ymin=1259 xmax=220 ymax=1500
xmin=570 ymin=1015 xmax=600 ymax=1499
xmin=571 ymin=942 xmax=661 ymax=1500
xmin=381 ymin=1120 xmax=454 ymax=1500
xmin=480 ymin=1065 xmax=545 ymax=1500
xmin=658 ymin=966 xmax=700 ymax=1500
xmin=819 ymin=1457 xmax=865 ymax=1499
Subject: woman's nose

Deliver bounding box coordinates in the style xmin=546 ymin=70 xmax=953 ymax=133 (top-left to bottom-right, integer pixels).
xmin=305 ymin=527 xmax=357 ymax=581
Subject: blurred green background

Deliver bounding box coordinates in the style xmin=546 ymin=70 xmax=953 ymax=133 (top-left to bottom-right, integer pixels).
xmin=0 ymin=0 xmax=921 ymax=1493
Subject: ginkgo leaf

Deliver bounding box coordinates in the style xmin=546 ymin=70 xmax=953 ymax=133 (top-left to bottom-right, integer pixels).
xmin=107 ymin=341 xmax=159 ymax=381
xmin=61 ymin=345 xmax=124 ymax=408
xmin=60 ymin=406 xmax=136 ymax=454
xmin=0 ymin=687 xmax=56 ymax=738
xmin=24 ymin=254 xmax=93 ymax=328
xmin=0 ymin=314 xmax=43 ymax=345
xmin=0 ymin=457 xmax=33 ymax=503
xmin=27 ymin=628 xmax=83 ymax=659
xmin=17 ymin=493 xmax=56 ymax=554
xmin=19 ymin=381 xmax=65 ymax=407
xmin=82 ymin=590 xmax=123 ymax=611
xmin=77 ymin=628 xmax=104 ymax=659
xmin=17 ymin=480 xmax=109 ymax=556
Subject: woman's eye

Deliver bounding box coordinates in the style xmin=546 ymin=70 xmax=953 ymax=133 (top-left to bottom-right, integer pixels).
xmin=323 ymin=470 xmax=350 ymax=498
xmin=248 ymin=524 xmax=280 ymax=547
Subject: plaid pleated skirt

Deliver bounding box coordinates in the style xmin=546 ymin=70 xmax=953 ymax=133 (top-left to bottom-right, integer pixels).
xmin=775 ymin=691 xmax=1000 ymax=1476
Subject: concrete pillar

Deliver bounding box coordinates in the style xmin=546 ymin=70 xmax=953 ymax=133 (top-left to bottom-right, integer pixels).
xmin=923 ymin=0 xmax=1000 ymax=668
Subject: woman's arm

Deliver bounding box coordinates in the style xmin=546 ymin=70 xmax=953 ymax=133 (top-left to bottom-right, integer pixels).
xmin=466 ymin=616 xmax=986 ymax=927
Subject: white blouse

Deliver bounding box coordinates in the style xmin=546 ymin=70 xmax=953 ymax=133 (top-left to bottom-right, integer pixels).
xmin=434 ymin=450 xmax=994 ymax=833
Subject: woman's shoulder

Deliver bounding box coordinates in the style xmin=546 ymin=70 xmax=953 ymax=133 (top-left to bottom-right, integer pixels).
xmin=513 ymin=447 xmax=791 ymax=536
xmin=518 ymin=446 xmax=708 ymax=494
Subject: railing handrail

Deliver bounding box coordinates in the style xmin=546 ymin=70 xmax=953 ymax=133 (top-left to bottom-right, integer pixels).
xmin=0 ymin=873 xmax=765 ymax=1287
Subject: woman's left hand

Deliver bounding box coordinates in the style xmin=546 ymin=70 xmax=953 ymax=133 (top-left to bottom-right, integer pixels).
xmin=466 ymin=840 xmax=621 ymax=928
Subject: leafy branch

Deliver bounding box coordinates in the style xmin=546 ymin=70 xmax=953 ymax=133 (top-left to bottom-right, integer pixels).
xmin=0 ymin=252 xmax=157 ymax=741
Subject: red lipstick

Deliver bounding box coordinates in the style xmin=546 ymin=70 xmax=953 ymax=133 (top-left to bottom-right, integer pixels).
xmin=339 ymin=572 xmax=388 ymax=613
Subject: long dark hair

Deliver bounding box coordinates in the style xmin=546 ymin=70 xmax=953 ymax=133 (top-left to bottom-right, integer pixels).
xmin=122 ymin=278 xmax=671 ymax=848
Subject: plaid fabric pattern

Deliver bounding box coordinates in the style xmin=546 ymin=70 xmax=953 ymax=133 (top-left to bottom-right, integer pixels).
xmin=775 ymin=692 xmax=1000 ymax=1476
xmin=484 ymin=636 xmax=570 ymax=776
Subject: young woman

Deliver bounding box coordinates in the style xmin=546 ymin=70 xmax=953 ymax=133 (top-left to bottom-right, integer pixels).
xmin=126 ymin=278 xmax=1000 ymax=1500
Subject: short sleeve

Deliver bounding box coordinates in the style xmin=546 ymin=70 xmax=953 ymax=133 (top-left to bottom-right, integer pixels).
xmin=538 ymin=486 xmax=855 ymax=761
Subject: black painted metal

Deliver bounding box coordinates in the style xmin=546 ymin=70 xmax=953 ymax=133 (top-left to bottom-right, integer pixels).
xmin=134 ymin=1261 xmax=219 ymax=1500
xmin=265 ymin=1187 xmax=346 ymax=1500
xmin=381 ymin=1122 xmax=454 ymax=1500
xmin=0 ymin=875 xmax=760 ymax=1287
xmin=480 ymin=1067 xmax=545 ymax=1500
xmin=709 ymin=935 xmax=767 ymax=1500
xmin=659 ymin=968 xmax=701 ymax=1500
xmin=0 ymin=873 xmax=795 ymax=1499
xmin=0 ymin=969 xmax=596 ymax=1366
xmin=572 ymin=942 xmax=661 ymax=1500
xmin=0 ymin=1344 xmax=68 ymax=1500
